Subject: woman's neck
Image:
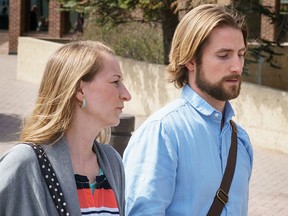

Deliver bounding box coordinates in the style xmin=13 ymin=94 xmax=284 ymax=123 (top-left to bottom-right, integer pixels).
xmin=65 ymin=116 xmax=101 ymax=182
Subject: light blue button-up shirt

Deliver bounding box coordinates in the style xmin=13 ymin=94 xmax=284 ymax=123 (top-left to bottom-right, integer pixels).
xmin=123 ymin=84 xmax=253 ymax=216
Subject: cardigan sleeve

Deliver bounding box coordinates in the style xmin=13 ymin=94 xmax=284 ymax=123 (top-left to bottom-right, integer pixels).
xmin=0 ymin=144 xmax=58 ymax=216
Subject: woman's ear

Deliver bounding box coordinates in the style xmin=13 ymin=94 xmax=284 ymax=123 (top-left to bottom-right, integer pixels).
xmin=76 ymin=80 xmax=84 ymax=101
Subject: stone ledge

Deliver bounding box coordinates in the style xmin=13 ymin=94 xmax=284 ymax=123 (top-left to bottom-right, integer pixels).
xmin=17 ymin=37 xmax=288 ymax=154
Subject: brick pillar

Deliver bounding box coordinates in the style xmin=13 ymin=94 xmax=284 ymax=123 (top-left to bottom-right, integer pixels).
xmin=261 ymin=0 xmax=277 ymax=41
xmin=9 ymin=0 xmax=25 ymax=54
xmin=48 ymin=0 xmax=62 ymax=38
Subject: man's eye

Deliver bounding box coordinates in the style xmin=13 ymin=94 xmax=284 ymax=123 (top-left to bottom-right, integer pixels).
xmin=218 ymin=54 xmax=228 ymax=58
xmin=239 ymin=52 xmax=246 ymax=57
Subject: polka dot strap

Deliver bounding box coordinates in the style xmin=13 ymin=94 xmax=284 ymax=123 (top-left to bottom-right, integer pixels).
xmin=26 ymin=143 xmax=70 ymax=216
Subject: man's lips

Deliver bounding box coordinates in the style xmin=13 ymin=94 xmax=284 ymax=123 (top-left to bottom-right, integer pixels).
xmin=226 ymin=78 xmax=239 ymax=82
xmin=224 ymin=75 xmax=241 ymax=83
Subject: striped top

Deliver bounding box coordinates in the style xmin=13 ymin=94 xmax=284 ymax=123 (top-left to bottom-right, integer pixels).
xmin=75 ymin=169 xmax=119 ymax=215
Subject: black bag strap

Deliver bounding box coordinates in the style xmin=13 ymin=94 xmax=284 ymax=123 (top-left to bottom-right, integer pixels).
xmin=26 ymin=143 xmax=70 ymax=216
xmin=207 ymin=120 xmax=238 ymax=216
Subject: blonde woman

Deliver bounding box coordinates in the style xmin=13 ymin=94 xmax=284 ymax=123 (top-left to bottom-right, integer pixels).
xmin=0 ymin=41 xmax=131 ymax=215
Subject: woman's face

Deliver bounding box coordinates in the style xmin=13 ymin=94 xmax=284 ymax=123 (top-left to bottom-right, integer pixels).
xmin=80 ymin=52 xmax=131 ymax=128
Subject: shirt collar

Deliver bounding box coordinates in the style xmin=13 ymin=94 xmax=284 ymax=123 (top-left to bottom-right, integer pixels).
xmin=181 ymin=84 xmax=235 ymax=122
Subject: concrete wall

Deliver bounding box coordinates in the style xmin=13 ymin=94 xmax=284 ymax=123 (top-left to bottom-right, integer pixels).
xmin=17 ymin=37 xmax=63 ymax=83
xmin=17 ymin=37 xmax=288 ymax=154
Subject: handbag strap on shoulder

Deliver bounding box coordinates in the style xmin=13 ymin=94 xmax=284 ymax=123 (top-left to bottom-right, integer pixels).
xmin=207 ymin=120 xmax=238 ymax=216
xmin=26 ymin=143 xmax=70 ymax=216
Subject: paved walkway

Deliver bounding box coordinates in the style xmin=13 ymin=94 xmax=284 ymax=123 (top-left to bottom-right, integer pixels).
xmin=0 ymin=41 xmax=288 ymax=215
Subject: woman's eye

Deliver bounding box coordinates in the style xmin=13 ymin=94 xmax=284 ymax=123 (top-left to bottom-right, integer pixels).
xmin=113 ymin=80 xmax=120 ymax=86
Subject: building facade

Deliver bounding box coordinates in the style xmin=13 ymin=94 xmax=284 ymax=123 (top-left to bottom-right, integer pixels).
xmin=7 ymin=0 xmax=75 ymax=54
xmin=5 ymin=0 xmax=288 ymax=53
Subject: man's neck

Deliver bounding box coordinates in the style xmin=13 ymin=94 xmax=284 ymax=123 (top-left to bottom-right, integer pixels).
xmin=193 ymin=87 xmax=226 ymax=113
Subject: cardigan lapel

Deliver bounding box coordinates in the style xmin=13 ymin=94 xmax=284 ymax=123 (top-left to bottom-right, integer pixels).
xmin=43 ymin=137 xmax=81 ymax=215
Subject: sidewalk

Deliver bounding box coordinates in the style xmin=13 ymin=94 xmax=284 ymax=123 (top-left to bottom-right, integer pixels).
xmin=0 ymin=44 xmax=39 ymax=153
xmin=0 ymin=42 xmax=288 ymax=215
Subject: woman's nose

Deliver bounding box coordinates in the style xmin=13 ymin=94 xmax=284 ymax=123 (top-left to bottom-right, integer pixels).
xmin=121 ymin=85 xmax=132 ymax=101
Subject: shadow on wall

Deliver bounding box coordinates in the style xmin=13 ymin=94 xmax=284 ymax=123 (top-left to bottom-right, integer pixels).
xmin=119 ymin=57 xmax=179 ymax=116
xmin=0 ymin=114 xmax=22 ymax=142
xmin=16 ymin=37 xmax=288 ymax=154
xmin=235 ymin=84 xmax=288 ymax=124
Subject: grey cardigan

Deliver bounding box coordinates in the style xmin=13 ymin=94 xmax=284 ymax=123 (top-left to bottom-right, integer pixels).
xmin=0 ymin=137 xmax=125 ymax=216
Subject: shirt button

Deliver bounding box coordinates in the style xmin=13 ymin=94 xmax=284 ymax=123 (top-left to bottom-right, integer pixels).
xmin=215 ymin=113 xmax=219 ymax=117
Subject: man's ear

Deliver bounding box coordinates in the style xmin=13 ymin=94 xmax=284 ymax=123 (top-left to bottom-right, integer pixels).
xmin=185 ymin=60 xmax=196 ymax=72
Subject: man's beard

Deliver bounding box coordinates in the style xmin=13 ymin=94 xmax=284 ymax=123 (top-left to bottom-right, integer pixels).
xmin=195 ymin=66 xmax=242 ymax=101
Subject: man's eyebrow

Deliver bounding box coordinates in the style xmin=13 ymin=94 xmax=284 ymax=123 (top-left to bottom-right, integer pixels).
xmin=238 ymin=47 xmax=247 ymax=52
xmin=216 ymin=47 xmax=247 ymax=53
xmin=216 ymin=48 xmax=233 ymax=53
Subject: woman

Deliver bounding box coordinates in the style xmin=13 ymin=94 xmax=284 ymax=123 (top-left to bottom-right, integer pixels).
xmin=0 ymin=41 xmax=131 ymax=215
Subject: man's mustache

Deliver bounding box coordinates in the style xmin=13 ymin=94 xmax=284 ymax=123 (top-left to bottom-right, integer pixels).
xmin=222 ymin=74 xmax=242 ymax=81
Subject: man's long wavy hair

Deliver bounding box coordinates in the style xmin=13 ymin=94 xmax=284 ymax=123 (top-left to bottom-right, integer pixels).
xmin=21 ymin=40 xmax=115 ymax=145
xmin=167 ymin=4 xmax=248 ymax=88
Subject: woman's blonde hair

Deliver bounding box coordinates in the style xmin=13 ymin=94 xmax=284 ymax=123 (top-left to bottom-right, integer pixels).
xmin=21 ymin=40 xmax=115 ymax=144
xmin=167 ymin=4 xmax=248 ymax=88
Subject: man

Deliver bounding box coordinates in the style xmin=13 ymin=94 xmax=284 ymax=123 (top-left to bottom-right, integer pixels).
xmin=30 ymin=5 xmax=38 ymax=31
xmin=123 ymin=4 xmax=253 ymax=216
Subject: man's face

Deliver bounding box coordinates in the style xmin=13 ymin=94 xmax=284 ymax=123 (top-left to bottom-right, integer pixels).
xmin=194 ymin=26 xmax=246 ymax=101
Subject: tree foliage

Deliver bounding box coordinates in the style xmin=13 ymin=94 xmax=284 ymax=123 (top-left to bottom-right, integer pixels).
xmin=59 ymin=0 xmax=178 ymax=64
xmin=59 ymin=0 xmax=287 ymax=68
xmin=233 ymin=0 xmax=287 ymax=69
xmin=59 ymin=0 xmax=175 ymax=23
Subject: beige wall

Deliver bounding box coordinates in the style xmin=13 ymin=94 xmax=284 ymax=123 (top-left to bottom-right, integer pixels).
xmin=17 ymin=37 xmax=63 ymax=83
xmin=17 ymin=37 xmax=288 ymax=154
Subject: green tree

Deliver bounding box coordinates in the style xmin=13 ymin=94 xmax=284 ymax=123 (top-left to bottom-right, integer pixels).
xmin=59 ymin=0 xmax=287 ymax=68
xmin=232 ymin=0 xmax=287 ymax=69
xmin=59 ymin=0 xmax=179 ymax=64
